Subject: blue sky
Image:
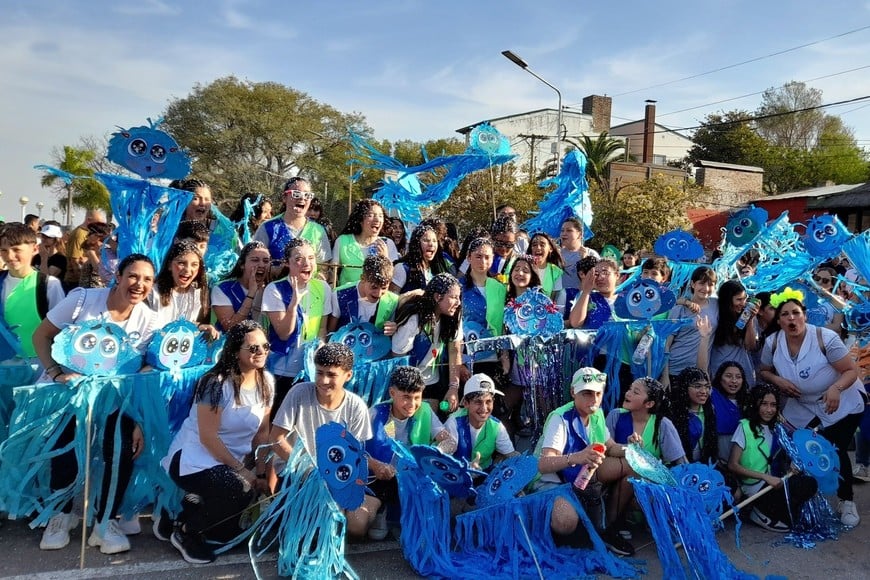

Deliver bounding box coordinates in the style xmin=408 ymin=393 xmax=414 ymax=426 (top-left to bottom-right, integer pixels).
xmin=2 ymin=0 xmax=870 ymax=222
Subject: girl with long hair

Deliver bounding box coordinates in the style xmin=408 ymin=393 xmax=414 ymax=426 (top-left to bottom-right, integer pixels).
xmin=709 ymin=279 xmax=758 ymax=387
xmin=668 ymin=366 xmax=719 ymax=464
xmin=391 ymin=224 xmax=451 ymax=293
xmin=212 ymin=241 xmax=271 ymax=332
xmin=333 ymin=199 xmax=398 ymax=286
xmin=153 ymin=241 xmax=217 ymax=338
xmin=710 ymin=360 xmax=752 ymax=463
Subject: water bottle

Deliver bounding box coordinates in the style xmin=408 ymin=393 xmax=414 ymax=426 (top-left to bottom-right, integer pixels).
xmin=631 ymin=327 xmax=654 ymax=365
xmin=735 ymin=297 xmax=759 ymax=330
xmin=573 ymin=443 xmax=606 ymax=490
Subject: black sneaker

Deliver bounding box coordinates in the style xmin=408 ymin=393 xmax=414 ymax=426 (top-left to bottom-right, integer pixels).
xmin=171 ymin=529 xmax=216 ymax=564
xmin=748 ymin=507 xmax=790 ymax=533
xmin=602 ymin=529 xmax=635 ymax=556
xmin=152 ymin=510 xmax=174 ymax=542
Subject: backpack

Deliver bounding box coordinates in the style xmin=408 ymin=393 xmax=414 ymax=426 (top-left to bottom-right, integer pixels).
xmin=0 ymin=271 xmax=49 ymax=319
xmin=770 ymin=326 xmax=826 ymax=359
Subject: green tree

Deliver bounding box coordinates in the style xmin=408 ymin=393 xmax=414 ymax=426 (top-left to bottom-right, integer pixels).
xmin=162 ymin=76 xmax=371 ymax=209
xmin=755 ymin=81 xmax=825 ymax=150
xmin=39 ymin=145 xmax=110 ymax=225
xmin=686 ymin=110 xmax=769 ymax=168
xmin=588 ymin=175 xmax=696 ymax=252
xmin=809 ymin=116 xmax=870 ymax=185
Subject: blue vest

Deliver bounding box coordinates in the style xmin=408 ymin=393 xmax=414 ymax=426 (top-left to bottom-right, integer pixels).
xmin=688 ymin=411 xmax=704 ymax=455
xmin=267 ymin=279 xmax=303 ymax=355
xmin=409 ymin=327 xmax=436 ymax=368
xmin=454 ymin=413 xmax=501 ymax=470
xmin=711 ymin=388 xmax=741 ymax=436
xmin=366 ymin=402 xmax=432 ymax=463
xmin=215 ymin=280 xmax=246 ymax=332
xmin=262 ymin=218 xmax=294 ymax=262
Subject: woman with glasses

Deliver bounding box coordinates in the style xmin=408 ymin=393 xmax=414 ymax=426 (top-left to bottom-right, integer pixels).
xmin=162 ymin=320 xmax=274 ymax=564
xmin=812 ymin=266 xmax=846 ymax=334
xmin=667 ymin=367 xmax=718 ymax=464
xmin=252 ymin=177 xmax=332 ymax=278
xmin=333 ymin=199 xmax=398 ymax=286
xmin=212 ymin=241 xmax=272 ymax=332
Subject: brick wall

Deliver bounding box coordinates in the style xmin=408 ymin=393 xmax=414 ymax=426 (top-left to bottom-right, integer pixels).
xmin=696 ymin=167 xmax=763 ymax=208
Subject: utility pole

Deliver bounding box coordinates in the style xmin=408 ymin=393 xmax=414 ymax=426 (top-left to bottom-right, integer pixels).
xmin=518 ymin=134 xmax=550 ymax=182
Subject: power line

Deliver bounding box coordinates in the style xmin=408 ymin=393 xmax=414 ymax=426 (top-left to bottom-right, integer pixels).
xmin=609 ymin=24 xmax=870 ymax=98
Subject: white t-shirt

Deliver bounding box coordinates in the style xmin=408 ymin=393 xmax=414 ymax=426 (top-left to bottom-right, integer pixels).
xmin=151 ymin=288 xmax=203 ymax=328
xmin=442 ymin=414 xmax=514 ymax=458
xmin=391 ymin=263 xmax=433 ymax=292
xmin=272 ymin=381 xmax=372 ymax=462
xmin=261 ymin=279 xmax=333 ymax=377
xmin=537 ymin=410 xmax=612 ymax=484
xmin=163 ymin=374 xmax=274 ymax=476
xmin=329 ymin=285 xmax=378 ymax=324
xmin=392 ymin=314 xmax=462 ymax=386
xmin=1 ymin=272 xmax=65 ymax=307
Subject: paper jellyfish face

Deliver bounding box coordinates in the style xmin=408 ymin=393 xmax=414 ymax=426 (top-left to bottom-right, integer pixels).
xmin=614 ymin=279 xmax=675 ymax=320
xmin=410 ymin=445 xmax=484 ymax=498
xmin=107 ymin=122 xmax=191 ymax=179
xmin=463 ymin=320 xmax=493 ymax=344
xmin=653 ymin=230 xmax=704 ymax=262
xmin=792 ymin=429 xmax=840 ymax=494
xmin=330 ymin=320 xmax=391 ymax=363
xmin=145 ymin=319 xmax=207 ymax=372
xmin=475 ymin=454 xmax=538 ymax=509
xmin=846 ymin=302 xmax=870 ymax=335
xmin=504 ymin=288 xmax=563 ymax=336
xmin=600 ymin=244 xmax=623 ymax=262
xmin=625 ymin=444 xmax=676 ymax=486
xmin=670 ymin=463 xmax=729 ymax=516
xmin=803 ymin=214 xmax=851 ymax=258
xmin=468 ymin=123 xmax=511 ymax=156
xmin=52 ymin=319 xmax=141 ymax=376
xmin=316 ymin=422 xmax=368 ymax=510
xmin=725 ymin=205 xmax=768 ymax=247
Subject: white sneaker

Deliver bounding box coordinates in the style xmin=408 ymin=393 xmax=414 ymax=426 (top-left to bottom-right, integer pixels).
xmin=367 ymin=508 xmax=388 ymax=541
xmin=88 ymin=519 xmax=131 ymax=554
xmin=853 ymin=465 xmax=870 ymax=483
xmin=838 ymin=500 xmax=860 ymax=527
xmin=40 ymin=513 xmax=79 ymax=550
xmin=117 ymin=514 xmax=141 ymax=535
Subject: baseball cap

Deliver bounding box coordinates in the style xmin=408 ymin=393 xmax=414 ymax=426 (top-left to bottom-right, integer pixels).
xmin=40 ymin=224 xmax=63 ymax=239
xmin=571 ymin=367 xmax=607 ymax=394
xmin=463 ymin=373 xmax=505 ymax=397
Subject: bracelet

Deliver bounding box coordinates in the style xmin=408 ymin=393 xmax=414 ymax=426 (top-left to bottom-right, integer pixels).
xmin=51 ymin=371 xmax=63 ymax=380
xmin=256 ymin=473 xmax=267 ymax=479
xmin=246 ymin=294 xmax=255 ymax=300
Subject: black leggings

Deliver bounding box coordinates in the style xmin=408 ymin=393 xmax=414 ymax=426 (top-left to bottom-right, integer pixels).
xmin=818 ymin=411 xmax=862 ymax=501
xmin=168 ymin=450 xmax=256 ymax=542
xmin=50 ymin=411 xmax=135 ymax=520
xmin=754 ymin=473 xmax=818 ymax=525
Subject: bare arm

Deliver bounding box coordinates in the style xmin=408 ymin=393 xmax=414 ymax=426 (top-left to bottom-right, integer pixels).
xmin=727 ymin=441 xmax=781 ymax=488
xmin=266 ymin=278 xmax=300 ymax=340
xmin=568 ymin=270 xmax=595 ymax=328
xmin=538 ymin=446 xmax=604 ymax=475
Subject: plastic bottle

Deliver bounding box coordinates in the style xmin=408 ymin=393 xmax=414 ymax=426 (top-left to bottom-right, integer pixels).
xmin=735 ymin=297 xmax=759 ymax=330
xmin=631 ymin=326 xmax=654 ymax=365
xmin=572 ymin=443 xmax=607 ymax=490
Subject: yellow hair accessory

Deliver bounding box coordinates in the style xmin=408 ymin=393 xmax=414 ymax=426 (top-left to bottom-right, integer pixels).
xmin=769 ymin=287 xmax=804 ymax=309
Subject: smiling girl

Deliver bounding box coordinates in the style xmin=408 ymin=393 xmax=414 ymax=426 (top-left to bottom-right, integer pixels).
xmin=212 ymin=241 xmax=271 ymax=332
xmin=710 ymin=361 xmax=751 ymax=463
xmin=662 ymin=266 xmax=719 ymax=386
xmin=668 ymin=367 xmax=718 ymax=464
xmin=333 ymin=200 xmax=399 ymax=286
xmin=528 ymin=232 xmax=565 ymax=303
xmin=153 ymin=241 xmax=216 ymax=339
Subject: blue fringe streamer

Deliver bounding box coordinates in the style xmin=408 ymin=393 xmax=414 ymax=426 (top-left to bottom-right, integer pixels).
xmin=522 ymin=150 xmax=594 ymax=241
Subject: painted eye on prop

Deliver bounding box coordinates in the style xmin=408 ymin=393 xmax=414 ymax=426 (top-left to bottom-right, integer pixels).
xmin=518 ymin=303 xmax=533 ymax=320
xmin=630 ymin=291 xmax=643 ymax=305
xmin=100 ymin=337 xmax=118 ymax=356
xmin=150 ymin=144 xmax=166 ymax=163
xmin=805 ymin=439 xmax=823 ymax=456
xmin=814 ymin=229 xmax=827 ymax=242
xmin=681 ymin=473 xmax=699 ymax=487
xmin=179 ymin=337 xmax=191 ymax=354
xmin=824 ymin=224 xmax=836 ymax=236
xmin=644 ymin=288 xmax=657 ymax=300
xmin=740 ymin=218 xmax=751 ymax=228
xmin=327 ymin=445 xmax=345 ymax=464
xmin=534 ymin=304 xmax=546 ymax=318
xmin=335 ymin=464 xmax=352 ymax=482
xmin=490 ymin=478 xmax=502 ymax=492
xmin=342 ymin=335 xmax=357 ymax=348
xmin=358 ymin=332 xmax=372 ymax=348
xmin=76 ymin=333 xmax=98 ymax=353
xmin=466 ymin=330 xmax=479 ymax=341
xmin=128 ymin=139 xmax=147 ymax=156
xmin=164 ymin=337 xmax=179 ymax=354
xmin=666 ymin=239 xmax=677 ymax=249
xmin=733 ymin=225 xmax=743 ymax=236
xmin=502 ymin=467 xmax=515 ymax=480
xmin=698 ymin=480 xmax=711 ymax=493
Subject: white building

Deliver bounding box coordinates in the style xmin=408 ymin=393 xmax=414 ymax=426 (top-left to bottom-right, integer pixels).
xmin=608 ymin=119 xmax=693 ymax=165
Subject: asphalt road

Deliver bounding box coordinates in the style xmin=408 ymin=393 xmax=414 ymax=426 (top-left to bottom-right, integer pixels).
xmin=3 ymin=481 xmax=870 ymax=579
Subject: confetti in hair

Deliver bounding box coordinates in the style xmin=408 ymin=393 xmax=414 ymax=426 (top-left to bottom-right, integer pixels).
xmin=674 ymin=366 xmax=710 ymax=390
xmin=361 ymin=254 xmax=393 ymax=286
xmin=640 ymin=376 xmax=666 ymax=403
xmin=769 ymin=287 xmax=805 ymax=309
xmin=467 ymin=237 xmax=493 ymax=254
xmin=426 ymin=272 xmax=459 ymax=296
xmin=389 ymin=365 xmax=425 ymax=392
xmin=314 ymin=342 xmax=354 ymax=370
xmin=283 ymin=237 xmax=313 ymax=261
xmin=491 ymin=216 xmax=518 ymax=236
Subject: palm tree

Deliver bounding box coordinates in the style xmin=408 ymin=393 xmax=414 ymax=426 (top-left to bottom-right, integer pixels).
xmin=39 ymin=146 xmax=110 ymax=225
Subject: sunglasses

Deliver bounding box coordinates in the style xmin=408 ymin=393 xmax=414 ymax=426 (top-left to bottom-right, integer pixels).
xmin=813 ymin=275 xmax=832 ymax=284
xmin=285 ymin=189 xmax=314 ymax=201
xmin=245 ymin=343 xmax=270 ymax=355
xmin=578 ymin=372 xmax=607 ymax=383
xmin=493 ymin=240 xmax=514 ymax=248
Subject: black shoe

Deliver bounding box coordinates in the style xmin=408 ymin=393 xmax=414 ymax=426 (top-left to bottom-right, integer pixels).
xmin=171 ymin=529 xmax=216 ymax=564
xmin=602 ymin=529 xmax=635 ymax=557
xmin=748 ymin=507 xmax=790 ymax=533
xmin=152 ymin=510 xmax=174 ymax=542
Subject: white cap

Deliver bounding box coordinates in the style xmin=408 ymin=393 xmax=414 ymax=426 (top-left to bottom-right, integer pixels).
xmin=40 ymin=224 xmax=63 ymax=239
xmin=463 ymin=373 xmax=505 ymax=398
xmin=571 ymin=367 xmax=607 ymax=394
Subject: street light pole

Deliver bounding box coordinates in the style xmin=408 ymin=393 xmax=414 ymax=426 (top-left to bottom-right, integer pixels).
xmin=502 ymin=50 xmax=563 ymax=175
xmin=19 ymin=196 xmax=29 ymax=222
xmin=36 ymin=201 xmax=45 ymax=218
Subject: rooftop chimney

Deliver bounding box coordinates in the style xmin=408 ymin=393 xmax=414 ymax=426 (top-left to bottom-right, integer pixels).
xmin=582 ymin=95 xmax=612 ymax=133
xmin=642 ymin=100 xmax=656 ymax=164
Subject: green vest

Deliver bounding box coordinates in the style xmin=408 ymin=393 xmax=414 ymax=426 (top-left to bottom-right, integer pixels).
xmin=453 ymin=408 xmax=499 ymax=469
xmin=484 ymin=277 xmax=507 ymax=334
xmin=4 ymin=271 xmax=41 ymax=357
xmin=375 ymin=291 xmax=399 ymax=330
xmin=301 ymin=279 xmax=328 ymax=341
xmin=336 ymin=234 xmax=366 ymax=286
xmin=539 ymin=263 xmax=564 ymax=297
xmin=738 ymin=419 xmax=770 ymax=485
xmin=615 ymin=409 xmax=661 ymax=458
xmin=534 ymin=403 xmax=608 ymax=457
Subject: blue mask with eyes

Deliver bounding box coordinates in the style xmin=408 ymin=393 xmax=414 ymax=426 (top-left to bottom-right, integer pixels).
xmin=468 ymin=123 xmax=512 ymax=156
xmin=475 ymin=454 xmax=538 ymax=508
xmin=463 ymin=320 xmax=493 ymax=344
xmin=670 ymin=463 xmax=730 ymax=518
xmin=52 ymin=319 xmax=142 ymax=376
xmin=653 ymin=229 xmax=704 ymax=262
xmin=504 ymin=287 xmax=563 ymax=336
xmin=410 ymin=445 xmax=485 ymax=498
xmin=146 ymin=319 xmax=208 ymax=372
xmin=107 ymin=118 xmax=191 ymax=179
xmin=316 ymin=421 xmax=368 ymax=510
xmin=614 ymin=279 xmax=676 ymax=320
xmin=330 ymin=320 xmax=391 ymax=363
xmin=725 ymin=205 xmax=768 ymax=247
xmin=792 ymin=428 xmax=840 ymax=494
xmin=803 ymin=214 xmax=852 ymax=259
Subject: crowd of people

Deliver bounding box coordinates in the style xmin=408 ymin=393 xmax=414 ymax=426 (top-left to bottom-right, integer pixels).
xmin=0 ymin=175 xmax=867 ymax=568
